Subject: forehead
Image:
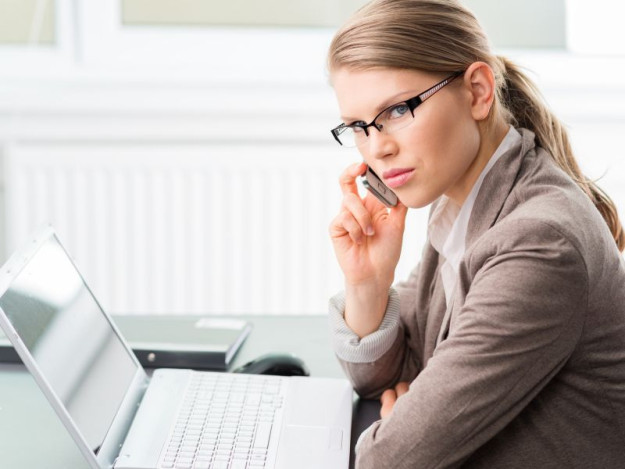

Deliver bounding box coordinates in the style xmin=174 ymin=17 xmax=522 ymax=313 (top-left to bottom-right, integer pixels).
xmin=331 ymin=67 xmax=437 ymax=121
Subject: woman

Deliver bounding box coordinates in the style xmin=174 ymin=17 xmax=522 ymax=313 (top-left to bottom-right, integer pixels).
xmin=327 ymin=0 xmax=625 ymax=467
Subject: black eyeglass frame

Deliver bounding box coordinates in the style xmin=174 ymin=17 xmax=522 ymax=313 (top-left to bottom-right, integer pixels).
xmin=330 ymin=70 xmax=465 ymax=146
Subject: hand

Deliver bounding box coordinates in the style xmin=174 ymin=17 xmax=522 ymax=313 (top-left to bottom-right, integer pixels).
xmin=380 ymin=382 xmax=410 ymax=419
xmin=329 ymin=162 xmax=408 ymax=289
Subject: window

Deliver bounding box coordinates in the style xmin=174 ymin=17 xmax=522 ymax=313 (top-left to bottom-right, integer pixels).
xmin=0 ymin=0 xmax=75 ymax=72
xmin=122 ymin=0 xmax=369 ymax=27
xmin=0 ymin=0 xmax=55 ymax=45
xmin=464 ymin=0 xmax=565 ymax=48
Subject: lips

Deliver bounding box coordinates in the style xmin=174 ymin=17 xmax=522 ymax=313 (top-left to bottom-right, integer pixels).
xmin=382 ymin=168 xmax=415 ymax=189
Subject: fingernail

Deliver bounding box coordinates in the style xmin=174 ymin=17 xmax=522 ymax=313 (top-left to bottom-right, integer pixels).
xmin=366 ymin=226 xmax=375 ymax=236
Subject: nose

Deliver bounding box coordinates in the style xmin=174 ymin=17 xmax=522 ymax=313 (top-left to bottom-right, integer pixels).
xmin=366 ymin=126 xmax=398 ymax=160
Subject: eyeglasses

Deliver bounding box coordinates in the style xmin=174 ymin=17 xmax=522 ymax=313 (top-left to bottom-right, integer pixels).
xmin=330 ymin=70 xmax=464 ymax=148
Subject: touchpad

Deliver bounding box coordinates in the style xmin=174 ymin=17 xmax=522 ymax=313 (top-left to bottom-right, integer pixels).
xmin=276 ymin=425 xmax=343 ymax=468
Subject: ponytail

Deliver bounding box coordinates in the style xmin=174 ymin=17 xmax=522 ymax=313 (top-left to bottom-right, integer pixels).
xmin=496 ymin=56 xmax=625 ymax=252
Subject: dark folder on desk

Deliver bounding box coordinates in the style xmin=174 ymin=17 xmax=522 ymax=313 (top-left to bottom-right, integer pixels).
xmin=0 ymin=314 xmax=252 ymax=370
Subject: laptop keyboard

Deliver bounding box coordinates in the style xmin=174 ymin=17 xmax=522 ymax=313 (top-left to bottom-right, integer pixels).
xmin=158 ymin=372 xmax=286 ymax=469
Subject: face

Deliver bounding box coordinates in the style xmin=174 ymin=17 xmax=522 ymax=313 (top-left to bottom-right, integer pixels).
xmin=332 ymin=67 xmax=482 ymax=208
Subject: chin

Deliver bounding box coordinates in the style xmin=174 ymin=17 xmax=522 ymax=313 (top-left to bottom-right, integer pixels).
xmin=399 ymin=191 xmax=439 ymax=209
xmin=406 ymin=201 xmax=431 ymax=209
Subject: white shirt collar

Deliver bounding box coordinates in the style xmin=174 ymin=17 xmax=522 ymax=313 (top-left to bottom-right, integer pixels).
xmin=427 ymin=126 xmax=522 ymax=303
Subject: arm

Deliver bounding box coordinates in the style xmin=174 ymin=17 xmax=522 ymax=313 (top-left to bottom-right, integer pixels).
xmin=355 ymin=220 xmax=588 ymax=468
xmin=329 ymin=264 xmax=424 ymax=398
xmin=327 ymin=162 xmax=415 ymax=397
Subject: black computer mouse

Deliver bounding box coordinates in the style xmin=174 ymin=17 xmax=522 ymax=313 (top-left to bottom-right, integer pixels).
xmin=232 ymin=353 xmax=310 ymax=377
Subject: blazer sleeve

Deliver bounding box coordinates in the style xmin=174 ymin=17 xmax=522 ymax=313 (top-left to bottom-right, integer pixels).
xmin=329 ymin=264 xmax=423 ymax=399
xmin=354 ymin=220 xmax=589 ymax=468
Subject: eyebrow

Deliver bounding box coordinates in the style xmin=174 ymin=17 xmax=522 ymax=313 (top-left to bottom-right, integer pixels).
xmin=339 ymin=89 xmax=420 ymax=123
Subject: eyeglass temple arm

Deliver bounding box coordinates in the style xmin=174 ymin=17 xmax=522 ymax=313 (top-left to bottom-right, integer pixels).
xmin=331 ymin=128 xmax=344 ymax=145
xmin=419 ymin=70 xmax=464 ymax=102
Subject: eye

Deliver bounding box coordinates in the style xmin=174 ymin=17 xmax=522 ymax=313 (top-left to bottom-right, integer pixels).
xmin=387 ymin=103 xmax=410 ymax=119
xmin=349 ymin=122 xmax=367 ymax=133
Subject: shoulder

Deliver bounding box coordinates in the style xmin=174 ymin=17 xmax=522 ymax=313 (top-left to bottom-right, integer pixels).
xmin=475 ymin=143 xmax=612 ymax=271
xmin=466 ymin=216 xmax=588 ymax=279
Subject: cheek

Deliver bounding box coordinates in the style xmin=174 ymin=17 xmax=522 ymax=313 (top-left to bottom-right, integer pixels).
xmin=448 ymin=118 xmax=481 ymax=166
xmin=397 ymin=102 xmax=480 ymax=207
xmin=411 ymin=106 xmax=476 ymax=168
xmin=428 ymin=100 xmax=480 ymax=172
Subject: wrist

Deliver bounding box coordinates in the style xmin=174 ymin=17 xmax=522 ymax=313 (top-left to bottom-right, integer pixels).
xmin=345 ymin=281 xmax=391 ymax=307
xmin=346 ymin=272 xmax=393 ymax=298
xmin=344 ymin=282 xmax=391 ymax=338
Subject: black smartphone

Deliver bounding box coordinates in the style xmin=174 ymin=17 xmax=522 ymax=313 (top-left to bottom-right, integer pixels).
xmin=360 ymin=165 xmax=398 ymax=208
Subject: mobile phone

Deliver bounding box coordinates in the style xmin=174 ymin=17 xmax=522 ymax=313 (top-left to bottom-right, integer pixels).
xmin=360 ymin=165 xmax=398 ymax=208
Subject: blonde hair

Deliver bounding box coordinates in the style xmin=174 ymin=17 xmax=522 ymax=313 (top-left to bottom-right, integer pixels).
xmin=329 ymin=0 xmax=624 ymax=251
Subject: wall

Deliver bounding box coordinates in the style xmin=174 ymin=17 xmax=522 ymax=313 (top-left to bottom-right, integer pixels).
xmin=0 ymin=0 xmax=624 ymax=314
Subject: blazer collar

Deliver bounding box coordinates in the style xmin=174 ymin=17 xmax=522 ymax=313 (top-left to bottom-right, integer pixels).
xmin=465 ymin=128 xmax=537 ymax=248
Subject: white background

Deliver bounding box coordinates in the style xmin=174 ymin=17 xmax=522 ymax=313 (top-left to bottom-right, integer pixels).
xmin=0 ymin=1 xmax=623 ymax=314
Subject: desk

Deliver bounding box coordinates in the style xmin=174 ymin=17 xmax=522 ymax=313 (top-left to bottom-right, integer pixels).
xmin=0 ymin=315 xmax=380 ymax=469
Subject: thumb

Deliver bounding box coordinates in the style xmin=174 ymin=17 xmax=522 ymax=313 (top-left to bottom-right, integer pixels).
xmin=389 ymin=201 xmax=408 ymax=227
xmin=380 ymin=389 xmax=397 ymax=419
xmin=395 ymin=381 xmax=410 ymax=398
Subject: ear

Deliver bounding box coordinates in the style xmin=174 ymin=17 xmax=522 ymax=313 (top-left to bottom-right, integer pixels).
xmin=463 ymin=61 xmax=496 ymax=121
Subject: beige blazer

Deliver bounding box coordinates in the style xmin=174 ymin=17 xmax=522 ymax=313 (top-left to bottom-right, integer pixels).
xmin=341 ymin=129 xmax=625 ymax=468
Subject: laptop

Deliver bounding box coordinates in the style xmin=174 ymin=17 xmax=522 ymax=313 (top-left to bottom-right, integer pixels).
xmin=0 ymin=226 xmax=353 ymax=469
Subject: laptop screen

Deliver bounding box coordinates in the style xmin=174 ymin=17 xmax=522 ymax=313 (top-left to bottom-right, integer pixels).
xmin=0 ymin=234 xmax=138 ymax=453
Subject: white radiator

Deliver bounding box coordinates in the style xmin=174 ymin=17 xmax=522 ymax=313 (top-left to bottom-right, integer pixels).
xmin=6 ymin=135 xmax=621 ymax=317
xmin=4 ymin=142 xmax=364 ymax=315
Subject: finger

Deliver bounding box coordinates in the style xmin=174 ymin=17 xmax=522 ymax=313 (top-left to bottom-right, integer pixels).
xmin=362 ymin=190 xmax=390 ymax=213
xmin=342 ymin=193 xmax=375 ymax=236
xmin=328 ymin=212 xmax=348 ymax=239
xmin=339 ymin=162 xmax=367 ymax=196
xmin=341 ymin=211 xmax=365 ymax=245
xmin=330 ymin=210 xmax=365 ymax=245
xmin=389 ymin=201 xmax=409 ymax=226
xmin=380 ymin=389 xmax=397 ymax=419
xmin=395 ymin=381 xmax=410 ymax=398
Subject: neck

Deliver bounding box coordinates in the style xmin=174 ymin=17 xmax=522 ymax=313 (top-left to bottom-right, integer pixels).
xmin=448 ymin=119 xmax=510 ymax=206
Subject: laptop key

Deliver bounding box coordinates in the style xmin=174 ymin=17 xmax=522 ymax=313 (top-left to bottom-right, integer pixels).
xmin=251 ymin=453 xmax=266 ymax=462
xmin=253 ymin=423 xmax=272 ymax=449
xmin=192 ymin=460 xmax=211 ymax=469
